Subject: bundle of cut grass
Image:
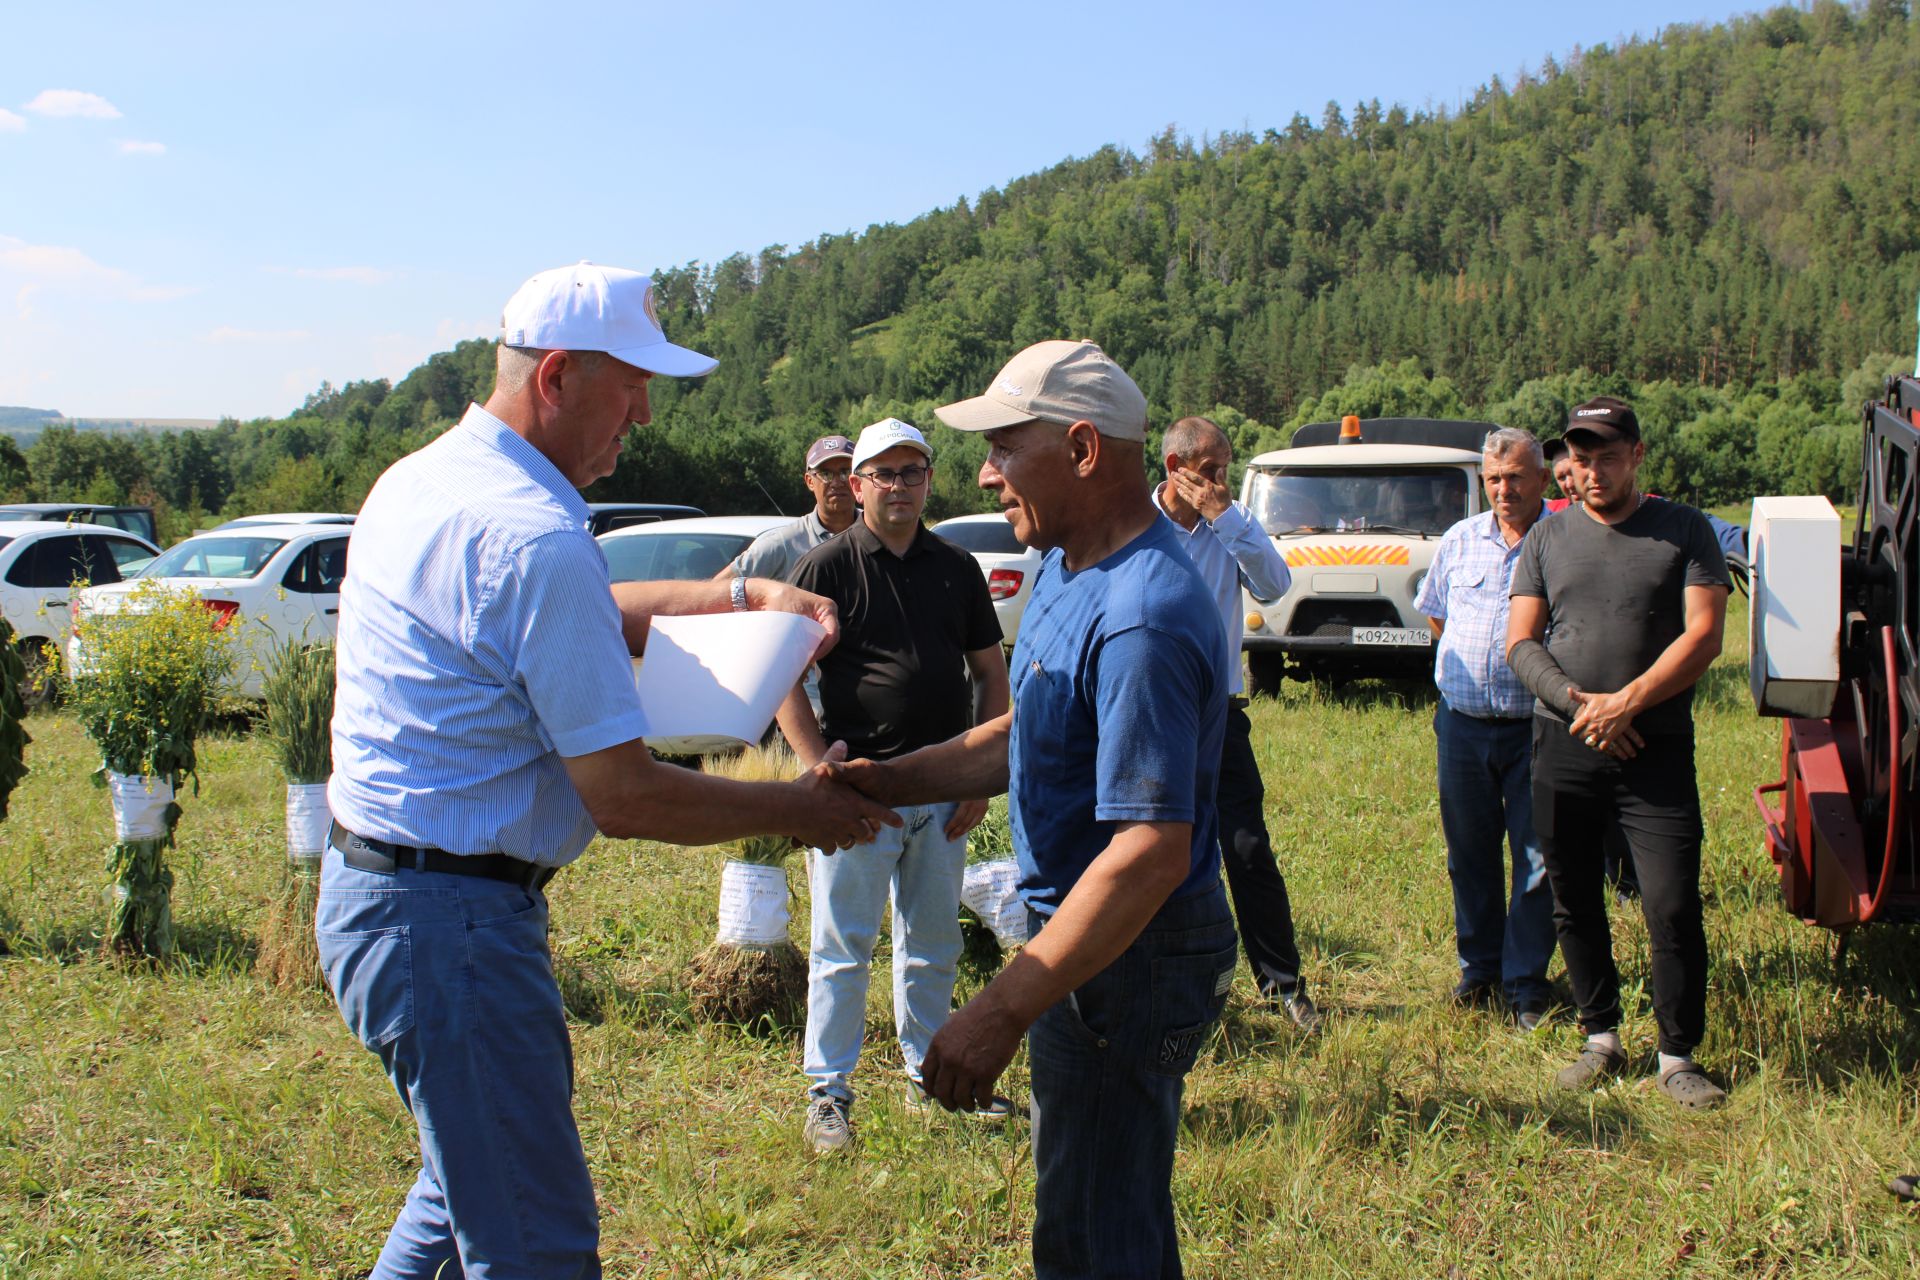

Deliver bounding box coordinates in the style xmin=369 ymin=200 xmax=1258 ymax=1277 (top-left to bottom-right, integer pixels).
xmin=0 ymin=619 xmax=29 ymax=822
xmin=256 ymin=639 xmax=335 ymax=990
xmin=65 ymin=580 xmax=237 ymax=961
xmin=682 ymin=745 xmax=807 ymax=1029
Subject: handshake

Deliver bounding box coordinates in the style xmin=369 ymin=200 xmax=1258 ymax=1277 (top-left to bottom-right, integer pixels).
xmin=787 ymin=743 xmax=904 ymax=852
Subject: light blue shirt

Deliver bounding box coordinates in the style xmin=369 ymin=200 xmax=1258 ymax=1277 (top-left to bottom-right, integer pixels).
xmin=329 ymin=404 xmax=648 ymax=866
xmin=1153 ymin=484 xmax=1292 ymax=697
xmin=1413 ymin=504 xmax=1551 ymax=719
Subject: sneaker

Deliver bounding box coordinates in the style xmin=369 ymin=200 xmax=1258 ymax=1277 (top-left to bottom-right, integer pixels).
xmin=1451 ymin=979 xmax=1499 ymax=1010
xmin=1554 ymin=1043 xmax=1626 ymax=1091
xmin=803 ymin=1095 xmax=854 ymax=1154
xmin=1283 ymin=992 xmax=1323 ymax=1035
xmin=904 ymin=1077 xmax=1016 ymax=1125
xmin=1657 ymin=1064 xmax=1727 ymax=1111
xmin=1514 ymin=1006 xmax=1549 ymax=1034
xmin=1888 ymin=1174 xmax=1918 ymax=1202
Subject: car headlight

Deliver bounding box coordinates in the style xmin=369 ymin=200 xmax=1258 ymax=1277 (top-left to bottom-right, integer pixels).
xmin=1408 ymin=571 xmax=1427 ymax=601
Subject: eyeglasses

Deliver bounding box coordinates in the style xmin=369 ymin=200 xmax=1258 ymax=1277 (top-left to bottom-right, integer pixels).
xmin=809 ymin=467 xmax=853 ymax=485
xmin=858 ymin=465 xmax=929 ymax=488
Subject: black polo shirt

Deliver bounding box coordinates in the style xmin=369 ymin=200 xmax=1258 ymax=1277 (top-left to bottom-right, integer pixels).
xmin=788 ymin=520 xmax=1002 ymax=762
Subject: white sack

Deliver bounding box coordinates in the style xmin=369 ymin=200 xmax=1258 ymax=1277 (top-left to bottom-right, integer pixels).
xmin=107 ymin=772 xmax=174 ymax=842
xmin=286 ymin=781 xmax=331 ymax=864
xmin=961 ymin=858 xmax=1029 ymax=947
xmin=715 ymin=859 xmax=791 ymax=946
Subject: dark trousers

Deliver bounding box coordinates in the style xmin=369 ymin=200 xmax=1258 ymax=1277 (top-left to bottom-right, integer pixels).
xmin=1027 ymin=888 xmax=1237 ymax=1280
xmin=1217 ymin=703 xmax=1304 ymax=1001
xmin=1532 ymin=721 xmax=1709 ymax=1057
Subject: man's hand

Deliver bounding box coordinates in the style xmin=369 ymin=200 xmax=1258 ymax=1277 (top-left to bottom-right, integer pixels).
xmin=920 ymin=991 xmax=1024 ymax=1112
xmin=943 ymin=797 xmax=990 ymax=841
xmin=791 ymin=745 xmax=900 ymax=850
xmin=818 ymin=754 xmax=904 ymax=807
xmin=1568 ymin=688 xmax=1645 ymax=760
xmin=1170 ymin=464 xmax=1232 ymax=522
xmin=747 ymin=579 xmax=840 ymax=661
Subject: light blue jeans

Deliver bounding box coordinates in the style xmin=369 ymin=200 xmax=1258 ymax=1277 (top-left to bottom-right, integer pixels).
xmin=803 ymin=801 xmax=966 ymax=1102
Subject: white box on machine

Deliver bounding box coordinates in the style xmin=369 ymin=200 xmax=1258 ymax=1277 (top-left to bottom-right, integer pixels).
xmin=1748 ymin=495 xmax=1841 ymax=719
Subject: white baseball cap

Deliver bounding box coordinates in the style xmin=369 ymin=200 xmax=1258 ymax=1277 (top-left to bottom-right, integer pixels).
xmin=933 ymin=339 xmax=1147 ymax=441
xmin=851 ymin=418 xmax=934 ymax=471
xmin=500 ymin=261 xmax=718 ymax=377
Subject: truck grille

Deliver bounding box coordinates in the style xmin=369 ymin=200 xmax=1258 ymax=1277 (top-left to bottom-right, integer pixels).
xmin=1287 ymin=599 xmax=1402 ymax=639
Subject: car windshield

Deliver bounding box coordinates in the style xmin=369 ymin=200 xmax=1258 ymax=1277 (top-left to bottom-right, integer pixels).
xmin=933 ymin=518 xmax=1025 ymax=554
xmin=1247 ymin=466 xmax=1470 ymax=536
xmin=0 ymin=510 xmax=47 ymax=522
xmin=602 ymin=532 xmax=754 ymax=583
xmin=143 ymin=535 xmax=288 ymax=579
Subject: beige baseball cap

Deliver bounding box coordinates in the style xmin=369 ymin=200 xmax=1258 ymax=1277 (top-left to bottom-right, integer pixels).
xmin=933 ymin=340 xmax=1148 ymax=441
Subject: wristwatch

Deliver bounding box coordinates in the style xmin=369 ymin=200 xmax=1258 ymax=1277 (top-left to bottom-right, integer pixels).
xmin=730 ymin=576 xmax=749 ymax=612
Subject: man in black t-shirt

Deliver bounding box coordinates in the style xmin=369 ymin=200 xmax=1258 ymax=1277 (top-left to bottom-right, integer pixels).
xmin=775 ymin=417 xmax=1010 ymax=1153
xmin=1506 ymin=396 xmax=1732 ymax=1110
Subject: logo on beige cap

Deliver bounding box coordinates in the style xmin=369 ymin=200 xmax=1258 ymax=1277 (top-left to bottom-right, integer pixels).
xmin=996 ymin=379 xmax=1025 ymax=398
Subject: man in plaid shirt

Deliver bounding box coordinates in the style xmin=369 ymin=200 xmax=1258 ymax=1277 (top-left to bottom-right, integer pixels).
xmin=1413 ymin=427 xmax=1558 ymax=1029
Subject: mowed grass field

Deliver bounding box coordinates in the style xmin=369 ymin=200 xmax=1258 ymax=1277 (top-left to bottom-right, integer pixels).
xmin=3 ymin=588 xmax=1919 ymax=1278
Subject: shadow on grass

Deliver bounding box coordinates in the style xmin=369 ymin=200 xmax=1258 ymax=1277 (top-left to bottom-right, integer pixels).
xmin=0 ymin=912 xmax=258 ymax=973
xmin=1183 ymin=1079 xmax=1641 ymax=1150
xmin=1694 ymin=660 xmax=1752 ymax=710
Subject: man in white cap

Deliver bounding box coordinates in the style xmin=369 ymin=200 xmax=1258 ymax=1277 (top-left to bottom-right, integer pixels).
xmin=826 ymin=343 xmax=1235 ymax=1278
xmin=321 ymin=261 xmax=898 ymax=1279
xmin=773 ymin=417 xmax=1010 ymax=1152
xmin=722 ymin=433 xmax=859 ymax=582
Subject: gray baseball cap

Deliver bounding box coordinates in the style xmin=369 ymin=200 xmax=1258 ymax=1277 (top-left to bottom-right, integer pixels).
xmin=933 ymin=340 xmax=1148 ymax=441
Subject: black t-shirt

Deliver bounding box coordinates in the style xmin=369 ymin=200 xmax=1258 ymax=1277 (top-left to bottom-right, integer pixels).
xmin=788 ymin=521 xmax=1003 ymax=761
xmin=1509 ymin=496 xmax=1730 ymax=735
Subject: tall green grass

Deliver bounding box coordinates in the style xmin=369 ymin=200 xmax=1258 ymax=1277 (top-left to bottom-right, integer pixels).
xmin=0 ymin=591 xmax=1915 ymax=1276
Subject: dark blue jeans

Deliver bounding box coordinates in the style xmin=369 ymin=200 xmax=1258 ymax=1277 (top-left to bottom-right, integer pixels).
xmin=1026 ymin=886 xmax=1237 ymax=1280
xmin=315 ymin=847 xmax=600 ymax=1280
xmin=1434 ymin=704 xmax=1556 ymax=1008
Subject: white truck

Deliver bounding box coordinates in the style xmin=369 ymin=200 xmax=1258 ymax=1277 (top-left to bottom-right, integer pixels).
xmin=1239 ymin=417 xmax=1494 ymax=694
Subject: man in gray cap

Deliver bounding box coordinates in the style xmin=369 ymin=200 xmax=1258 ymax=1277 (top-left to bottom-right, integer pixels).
xmin=828 ymin=340 xmax=1236 ymax=1279
xmin=722 ymin=434 xmax=858 ymax=582
xmin=321 ymin=261 xmax=897 ymax=1278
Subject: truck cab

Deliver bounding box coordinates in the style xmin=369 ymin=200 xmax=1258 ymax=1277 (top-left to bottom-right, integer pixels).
xmin=1239 ymin=417 xmax=1493 ymax=693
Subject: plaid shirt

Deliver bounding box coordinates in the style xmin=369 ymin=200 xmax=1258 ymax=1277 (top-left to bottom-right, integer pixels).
xmin=1413 ymin=505 xmax=1551 ymax=718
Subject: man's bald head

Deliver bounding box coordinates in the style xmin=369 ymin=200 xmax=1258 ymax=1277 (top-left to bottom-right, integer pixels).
xmin=1164 ymin=416 xmax=1230 ymax=464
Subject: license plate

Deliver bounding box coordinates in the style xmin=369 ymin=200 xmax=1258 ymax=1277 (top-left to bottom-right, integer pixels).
xmin=1353 ymin=627 xmax=1432 ymax=647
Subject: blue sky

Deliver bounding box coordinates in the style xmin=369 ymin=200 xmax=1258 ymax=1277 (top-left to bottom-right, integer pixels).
xmin=2 ymin=0 xmax=1758 ymax=420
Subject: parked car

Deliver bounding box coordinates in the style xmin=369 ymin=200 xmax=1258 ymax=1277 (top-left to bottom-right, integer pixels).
xmin=208 ymin=511 xmax=357 ymax=532
xmin=931 ymin=512 xmax=1041 ymax=648
xmin=586 ymin=502 xmax=704 ymax=536
xmin=68 ymin=523 xmax=350 ymax=699
xmin=0 ymin=521 xmax=162 ymax=705
xmin=1239 ymin=417 xmax=1493 ymax=693
xmin=0 ymin=502 xmax=158 ymax=545
xmin=597 ymin=515 xmax=787 ymax=583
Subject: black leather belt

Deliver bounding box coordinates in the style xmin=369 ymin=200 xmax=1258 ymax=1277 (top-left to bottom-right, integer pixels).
xmin=329 ymin=821 xmax=558 ymax=892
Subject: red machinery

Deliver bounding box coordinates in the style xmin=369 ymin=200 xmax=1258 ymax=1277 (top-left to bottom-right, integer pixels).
xmin=1755 ymin=373 xmax=1920 ymax=946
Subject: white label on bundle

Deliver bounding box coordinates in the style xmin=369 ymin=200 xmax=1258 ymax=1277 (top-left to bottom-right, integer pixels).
xmin=714 ymin=859 xmax=791 ymax=945
xmin=107 ymin=772 xmax=174 ymax=841
xmin=961 ymin=858 xmax=1029 ymax=947
xmin=286 ymin=781 xmax=332 ymax=862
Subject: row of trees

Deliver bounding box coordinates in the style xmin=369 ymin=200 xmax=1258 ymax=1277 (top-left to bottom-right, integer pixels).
xmin=1 ymin=3 xmax=1915 ymax=532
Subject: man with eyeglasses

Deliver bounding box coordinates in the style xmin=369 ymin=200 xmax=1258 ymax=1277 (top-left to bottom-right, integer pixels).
xmin=775 ymin=417 xmax=1011 ymax=1153
xmin=721 ymin=434 xmax=859 ymax=582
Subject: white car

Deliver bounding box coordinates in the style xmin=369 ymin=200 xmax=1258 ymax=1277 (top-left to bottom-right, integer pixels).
xmin=598 ymin=514 xmax=790 ymax=583
xmin=0 ymin=520 xmax=161 ymax=705
xmin=932 ymin=513 xmax=1041 ymax=649
xmin=69 ymin=523 xmax=351 ymax=699
xmin=208 ymin=511 xmax=357 ymax=532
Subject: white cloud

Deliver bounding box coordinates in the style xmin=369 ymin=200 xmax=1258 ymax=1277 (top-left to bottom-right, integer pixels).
xmin=292 ymin=265 xmax=392 ymax=285
xmin=207 ymin=326 xmax=311 ymax=343
xmin=0 ymin=234 xmax=194 ymax=304
xmin=117 ymin=139 xmax=165 ymax=156
xmin=0 ymin=109 xmax=24 ymax=133
xmin=23 ymin=89 xmax=122 ymax=119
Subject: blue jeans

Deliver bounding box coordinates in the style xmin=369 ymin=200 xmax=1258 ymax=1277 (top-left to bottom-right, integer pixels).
xmin=804 ymin=802 xmax=966 ymax=1101
xmin=1434 ymin=704 xmax=1556 ymax=1007
xmin=315 ymin=847 xmax=599 ymax=1280
xmin=1026 ymin=886 xmax=1236 ymax=1280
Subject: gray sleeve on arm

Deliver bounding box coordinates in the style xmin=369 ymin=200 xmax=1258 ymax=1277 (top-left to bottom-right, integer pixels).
xmin=1507 ymin=639 xmax=1579 ymax=719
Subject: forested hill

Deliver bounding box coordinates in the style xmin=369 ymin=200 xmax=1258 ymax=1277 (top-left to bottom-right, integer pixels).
xmin=7 ymin=2 xmax=1919 ymax=532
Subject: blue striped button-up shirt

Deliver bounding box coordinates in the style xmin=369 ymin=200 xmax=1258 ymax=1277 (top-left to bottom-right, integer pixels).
xmin=328 ymin=404 xmax=648 ymax=866
xmin=1153 ymin=485 xmax=1292 ymax=697
xmin=1413 ymin=505 xmax=1551 ymax=719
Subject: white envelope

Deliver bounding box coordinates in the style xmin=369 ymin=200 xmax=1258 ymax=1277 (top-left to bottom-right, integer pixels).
xmin=633 ymin=611 xmax=827 ymax=754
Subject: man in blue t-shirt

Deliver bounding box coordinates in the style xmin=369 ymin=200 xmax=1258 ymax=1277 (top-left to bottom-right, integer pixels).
xmin=830 ymin=340 xmax=1236 ymax=1279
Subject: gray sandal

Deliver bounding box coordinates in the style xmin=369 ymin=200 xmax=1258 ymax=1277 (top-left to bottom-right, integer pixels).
xmin=1657 ymin=1065 xmax=1728 ymax=1110
xmin=1554 ymin=1044 xmax=1626 ymax=1091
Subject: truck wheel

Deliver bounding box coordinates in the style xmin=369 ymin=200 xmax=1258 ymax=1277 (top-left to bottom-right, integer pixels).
xmin=1246 ymin=651 xmax=1285 ymax=699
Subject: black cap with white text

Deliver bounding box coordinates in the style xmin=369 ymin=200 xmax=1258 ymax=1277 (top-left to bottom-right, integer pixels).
xmin=1563 ymin=396 xmax=1640 ymax=445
